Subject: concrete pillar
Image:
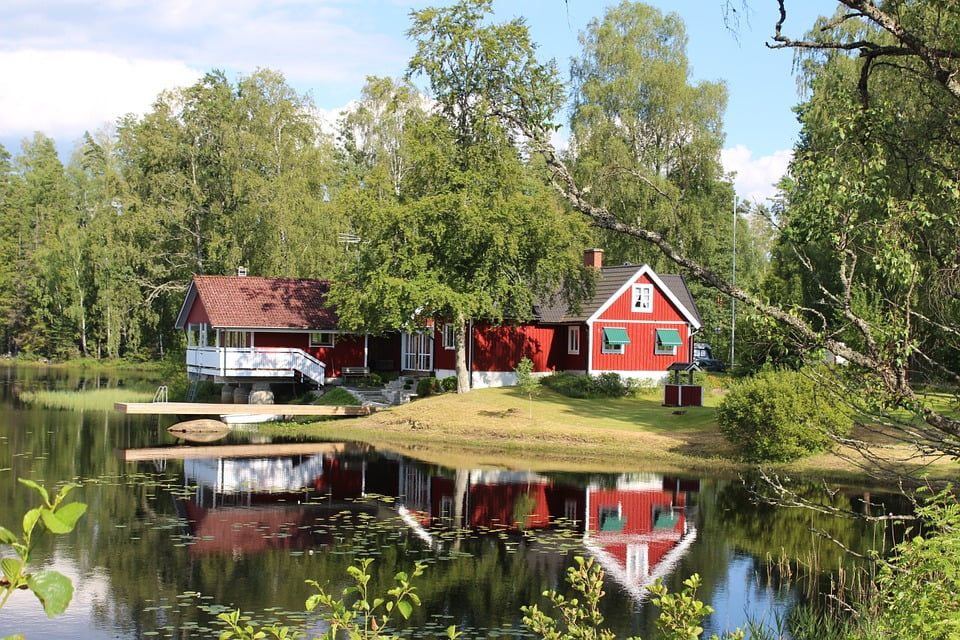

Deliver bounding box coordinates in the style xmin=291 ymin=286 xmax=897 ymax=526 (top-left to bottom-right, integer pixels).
xmin=220 ymin=384 xmax=236 ymax=404
xmin=233 ymin=384 xmax=250 ymax=404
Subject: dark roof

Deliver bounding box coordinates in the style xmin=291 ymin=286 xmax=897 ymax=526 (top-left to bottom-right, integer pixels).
xmin=175 ymin=275 xmax=338 ymax=330
xmin=537 ymin=265 xmax=702 ymax=326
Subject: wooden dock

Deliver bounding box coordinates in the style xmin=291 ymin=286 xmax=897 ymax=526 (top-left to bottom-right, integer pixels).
xmin=116 ymin=441 xmax=355 ymax=462
xmin=113 ymin=402 xmax=377 ymax=417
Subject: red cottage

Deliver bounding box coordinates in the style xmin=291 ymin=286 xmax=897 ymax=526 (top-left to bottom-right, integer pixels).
xmin=174 ymin=249 xmax=702 ymax=391
xmin=174 ymin=274 xmax=396 ymax=388
xmin=431 ymin=249 xmax=703 ymax=387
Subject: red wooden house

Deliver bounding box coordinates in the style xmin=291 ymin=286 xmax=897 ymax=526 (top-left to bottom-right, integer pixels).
xmin=432 ymin=249 xmax=703 ymax=387
xmin=174 ymin=250 xmax=701 ymax=389
xmin=174 ymin=274 xmax=396 ymax=387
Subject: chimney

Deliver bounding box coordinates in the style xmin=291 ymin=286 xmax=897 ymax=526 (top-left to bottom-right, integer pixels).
xmin=583 ymin=248 xmax=604 ymax=269
xmin=237 ymin=266 xmax=247 ymax=277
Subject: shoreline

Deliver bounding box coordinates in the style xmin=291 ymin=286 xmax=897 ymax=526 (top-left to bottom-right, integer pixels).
xmin=266 ymin=387 xmax=956 ymax=488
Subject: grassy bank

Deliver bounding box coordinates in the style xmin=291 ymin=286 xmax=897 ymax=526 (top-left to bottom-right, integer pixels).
xmin=266 ymin=386 xmax=958 ymax=482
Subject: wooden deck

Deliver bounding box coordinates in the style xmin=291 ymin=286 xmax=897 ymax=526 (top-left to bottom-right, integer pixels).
xmin=116 ymin=442 xmax=354 ymax=462
xmin=114 ymin=402 xmax=377 ymax=417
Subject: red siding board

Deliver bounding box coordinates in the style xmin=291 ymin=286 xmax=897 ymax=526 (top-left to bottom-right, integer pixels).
xmin=591 ymin=274 xmax=691 ymax=373
xmin=597 ymin=273 xmax=688 ymax=322
xmin=253 ymin=332 xmax=365 ymax=379
xmin=186 ymin=296 xmax=210 ymax=324
xmin=471 ymin=323 xmax=557 ymax=372
xmin=433 ymin=326 xmax=456 ymax=371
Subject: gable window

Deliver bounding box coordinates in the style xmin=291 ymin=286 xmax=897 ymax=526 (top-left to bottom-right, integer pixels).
xmin=309 ymin=332 xmax=336 ymax=348
xmin=443 ymin=323 xmax=456 ymax=350
xmin=655 ymin=328 xmax=683 ymax=356
xmin=632 ymin=284 xmax=653 ymax=313
xmin=601 ymin=327 xmax=630 ymax=355
xmin=567 ymin=326 xmax=580 ymax=354
xmin=221 ymin=330 xmax=251 ymax=348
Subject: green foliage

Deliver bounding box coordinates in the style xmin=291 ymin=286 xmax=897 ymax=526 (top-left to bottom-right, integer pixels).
xmin=305 ymin=558 xmax=441 ymax=640
xmin=541 ymin=372 xmax=644 ymax=399
xmin=316 ymin=387 xmax=362 ymax=406
xmin=515 ymin=357 xmax=541 ymax=414
xmin=0 ymin=479 xmax=87 ymax=619
xmin=441 ymin=376 xmax=457 ymax=392
xmin=416 ymin=377 xmax=443 ymax=397
xmin=522 ymin=557 xmax=743 ymax=640
xmin=522 ymin=556 xmax=628 ymax=640
xmin=215 ymin=559 xmax=454 ymax=640
xmin=869 ymin=487 xmax=960 ymax=640
xmin=717 ymin=368 xmax=852 ymax=462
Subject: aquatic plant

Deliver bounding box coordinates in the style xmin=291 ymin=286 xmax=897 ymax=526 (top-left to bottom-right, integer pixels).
xmin=17 ymin=387 xmax=153 ymax=410
xmin=0 ymin=479 xmax=87 ymax=621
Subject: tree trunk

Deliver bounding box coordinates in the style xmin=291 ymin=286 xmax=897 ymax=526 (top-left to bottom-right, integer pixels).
xmin=454 ymin=316 xmax=470 ymax=393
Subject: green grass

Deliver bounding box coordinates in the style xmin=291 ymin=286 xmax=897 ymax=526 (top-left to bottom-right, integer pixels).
xmin=18 ymin=388 xmax=154 ymax=410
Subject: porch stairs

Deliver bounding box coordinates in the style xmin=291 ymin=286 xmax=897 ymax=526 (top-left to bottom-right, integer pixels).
xmin=345 ymin=378 xmax=416 ymax=408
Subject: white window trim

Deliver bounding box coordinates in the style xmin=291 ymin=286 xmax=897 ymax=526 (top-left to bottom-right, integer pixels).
xmin=632 ymin=284 xmax=653 ymax=313
xmin=309 ymin=332 xmax=336 ymax=348
xmin=654 ymin=329 xmax=679 ymax=356
xmin=655 ymin=342 xmax=677 ymax=356
xmin=601 ymin=337 xmax=626 ymax=355
xmin=567 ymin=326 xmax=580 ymax=354
xmin=443 ymin=324 xmax=456 ymax=350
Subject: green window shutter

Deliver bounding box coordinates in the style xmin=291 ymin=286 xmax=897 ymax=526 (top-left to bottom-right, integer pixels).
xmin=656 ymin=329 xmax=683 ymax=347
xmin=602 ymin=327 xmax=631 ymax=345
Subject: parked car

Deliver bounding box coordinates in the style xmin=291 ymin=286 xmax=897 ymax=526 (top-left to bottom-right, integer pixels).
xmin=695 ymin=357 xmax=726 ymax=372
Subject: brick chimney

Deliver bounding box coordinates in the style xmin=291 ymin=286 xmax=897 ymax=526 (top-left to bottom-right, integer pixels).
xmin=583 ymin=248 xmax=604 ymax=269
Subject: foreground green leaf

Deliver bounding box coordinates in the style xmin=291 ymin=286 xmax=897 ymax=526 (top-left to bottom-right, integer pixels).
xmin=26 ymin=570 xmax=74 ymax=617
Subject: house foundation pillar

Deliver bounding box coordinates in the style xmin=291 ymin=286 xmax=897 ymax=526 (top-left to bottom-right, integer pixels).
xmin=233 ymin=384 xmax=250 ymax=404
xmin=220 ymin=384 xmax=236 ymax=404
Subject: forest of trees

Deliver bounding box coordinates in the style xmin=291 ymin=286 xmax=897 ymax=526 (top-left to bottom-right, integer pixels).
xmin=0 ymin=1 xmax=771 ymax=367
xmin=3 ymin=0 xmax=959 ymax=459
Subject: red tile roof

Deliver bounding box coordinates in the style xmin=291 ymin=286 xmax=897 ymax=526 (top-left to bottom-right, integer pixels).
xmin=189 ymin=275 xmax=338 ymax=329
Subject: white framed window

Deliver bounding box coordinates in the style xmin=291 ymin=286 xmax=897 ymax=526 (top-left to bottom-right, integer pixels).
xmin=601 ymin=327 xmax=629 ymax=355
xmin=655 ymin=329 xmax=682 ymax=356
xmin=632 ymin=284 xmax=653 ymax=313
xmin=443 ymin=323 xmax=456 ymax=350
xmin=567 ymin=326 xmax=580 ymax=354
xmin=309 ymin=332 xmax=336 ymax=347
xmin=221 ymin=330 xmax=251 ymax=348
xmin=186 ymin=323 xmax=200 ymax=347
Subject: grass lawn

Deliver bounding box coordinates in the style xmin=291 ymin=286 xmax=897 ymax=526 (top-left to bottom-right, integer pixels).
xmin=266 ymin=385 xmax=960 ymax=483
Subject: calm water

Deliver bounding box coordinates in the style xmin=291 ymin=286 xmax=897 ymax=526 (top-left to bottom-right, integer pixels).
xmin=0 ymin=365 xmax=896 ymax=639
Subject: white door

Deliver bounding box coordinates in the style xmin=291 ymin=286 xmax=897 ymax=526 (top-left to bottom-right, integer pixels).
xmin=402 ymin=331 xmax=433 ymax=372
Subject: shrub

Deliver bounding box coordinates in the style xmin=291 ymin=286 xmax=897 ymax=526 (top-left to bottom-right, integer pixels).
xmin=541 ymin=371 xmax=639 ymax=399
xmin=416 ymin=377 xmax=442 ymax=397
xmin=541 ymin=372 xmax=593 ymax=398
xmin=717 ymin=368 xmax=852 ymax=462
xmin=868 ymin=487 xmax=960 ymax=640
xmin=441 ymin=376 xmax=457 ymax=392
xmin=315 ymin=387 xmax=361 ymax=406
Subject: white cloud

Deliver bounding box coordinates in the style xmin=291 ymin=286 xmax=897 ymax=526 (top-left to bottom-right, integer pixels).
xmin=0 ymin=50 xmax=202 ymax=141
xmin=721 ymin=144 xmax=792 ymax=204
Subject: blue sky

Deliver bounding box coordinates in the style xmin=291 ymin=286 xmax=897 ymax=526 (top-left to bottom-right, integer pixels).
xmin=0 ymin=0 xmax=838 ymax=202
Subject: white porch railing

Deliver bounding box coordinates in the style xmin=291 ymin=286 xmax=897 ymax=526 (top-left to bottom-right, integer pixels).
xmin=186 ymin=347 xmax=326 ymax=385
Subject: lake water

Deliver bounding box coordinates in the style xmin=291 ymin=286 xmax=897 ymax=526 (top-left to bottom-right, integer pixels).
xmin=0 ymin=365 xmax=897 ymax=639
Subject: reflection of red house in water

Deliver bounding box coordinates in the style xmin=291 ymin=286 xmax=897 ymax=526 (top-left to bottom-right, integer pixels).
xmin=179 ymin=454 xmax=377 ymax=555
xmin=415 ymin=470 xmax=584 ymax=531
xmin=173 ymin=451 xmax=698 ymax=599
xmin=584 ymin=475 xmax=699 ymax=601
